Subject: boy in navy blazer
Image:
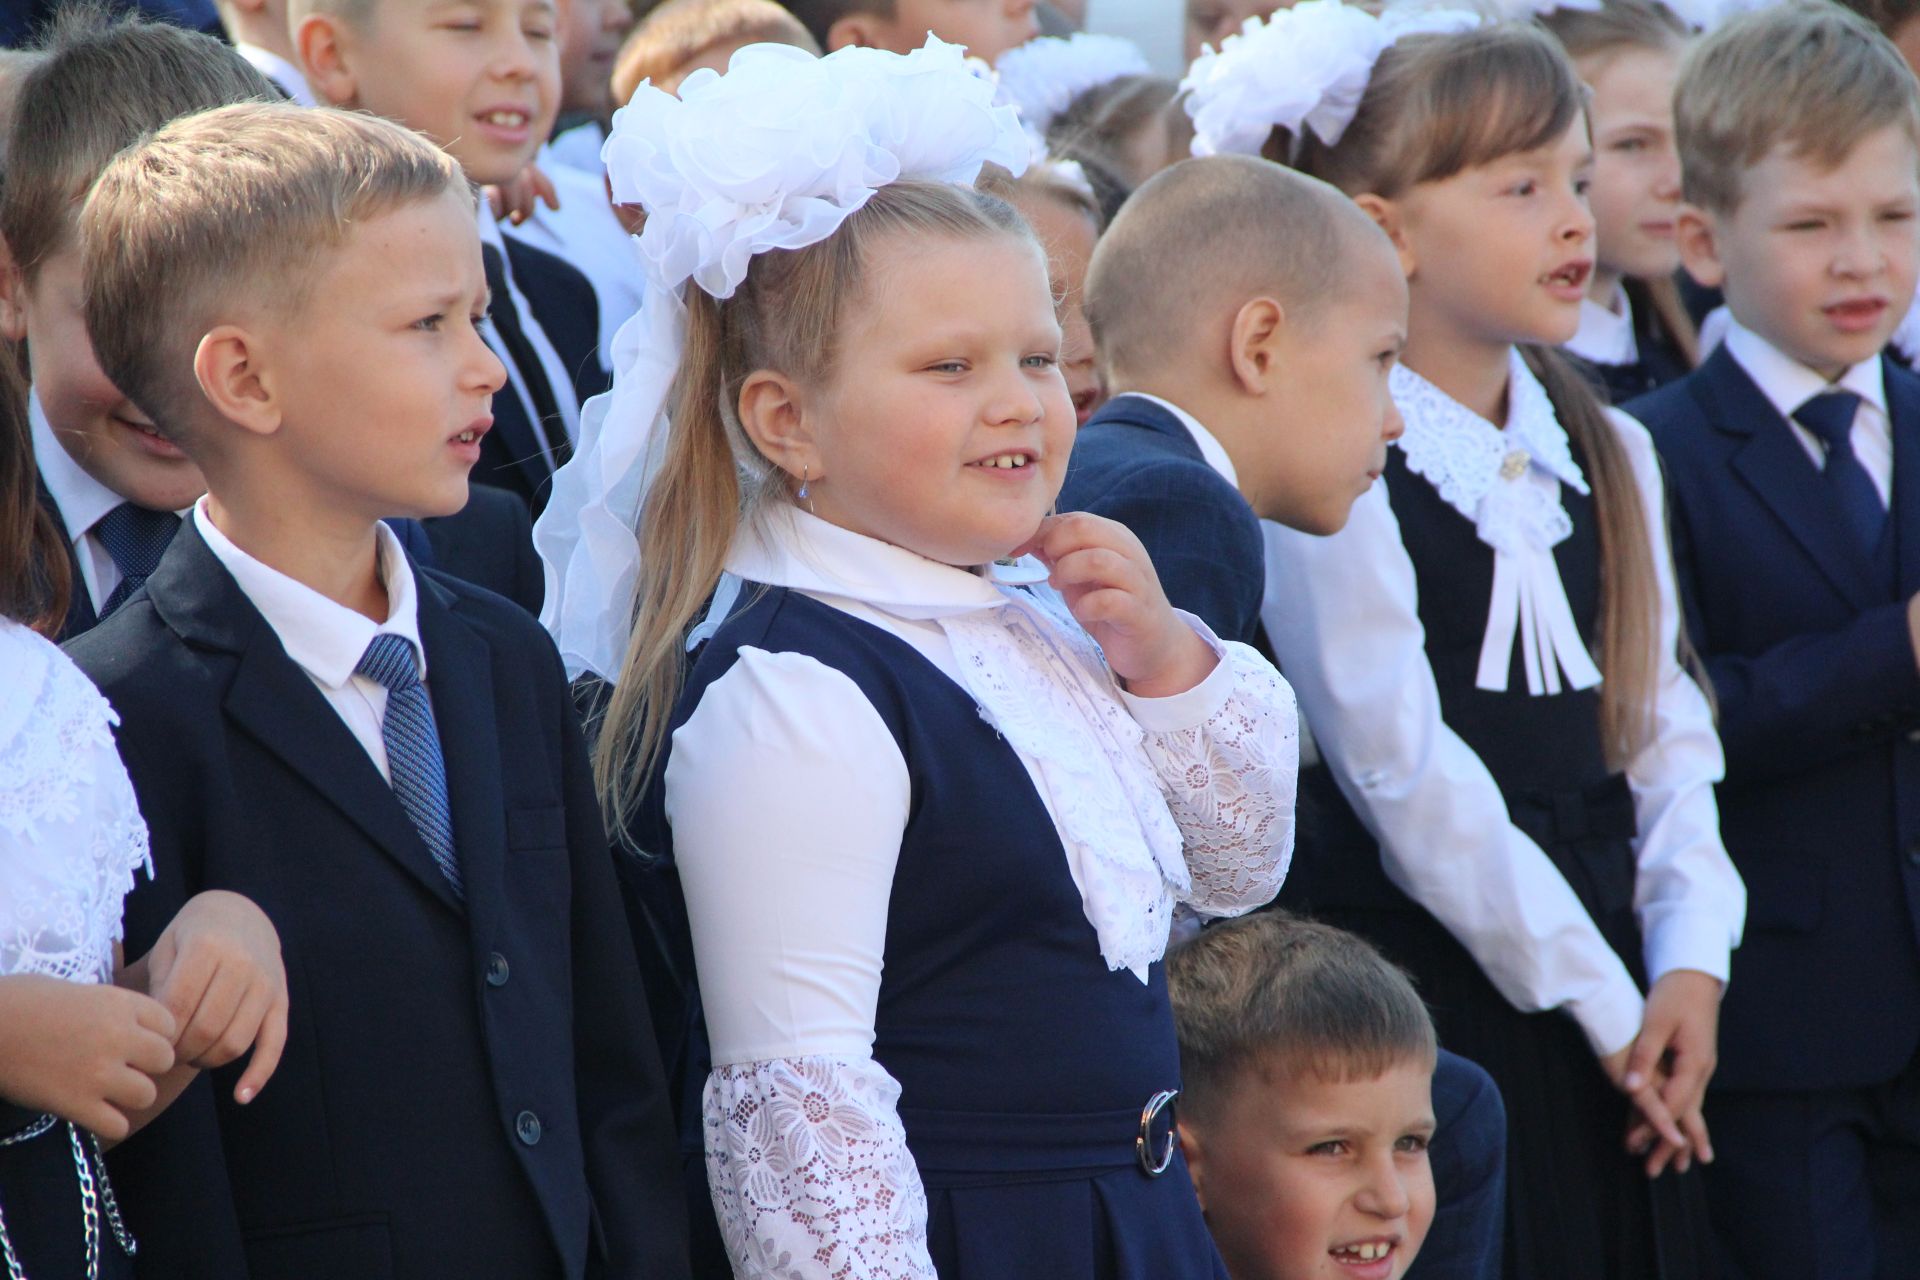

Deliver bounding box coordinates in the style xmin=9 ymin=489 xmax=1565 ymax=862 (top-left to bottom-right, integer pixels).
xmin=1057 ymin=155 xmax=1508 ymax=1280
xmin=1626 ymin=6 xmax=1920 ymax=1275
xmin=67 ymin=103 xmax=685 ymax=1279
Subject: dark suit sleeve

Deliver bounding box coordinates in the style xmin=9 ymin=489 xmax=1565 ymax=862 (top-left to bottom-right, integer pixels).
xmin=1071 ymin=460 xmax=1265 ymax=645
xmin=1667 ymin=478 xmax=1920 ymax=783
xmin=548 ymin=640 xmax=691 ymax=1278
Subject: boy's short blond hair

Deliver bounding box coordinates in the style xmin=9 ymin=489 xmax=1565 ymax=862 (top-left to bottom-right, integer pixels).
xmin=81 ymin=102 xmax=469 ymax=441
xmin=1168 ymin=912 xmax=1437 ymax=1123
xmin=611 ymin=0 xmax=819 ymax=104
xmin=1675 ymin=0 xmax=1920 ymax=214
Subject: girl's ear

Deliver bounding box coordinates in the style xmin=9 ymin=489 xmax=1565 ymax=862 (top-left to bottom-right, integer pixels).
xmin=1353 ymin=193 xmax=1417 ymax=279
xmin=736 ymin=369 xmax=819 ymax=487
xmin=1227 ymin=296 xmax=1286 ymax=395
xmin=1673 ymin=203 xmax=1726 ymax=290
xmin=194 ymin=325 xmax=281 ymax=439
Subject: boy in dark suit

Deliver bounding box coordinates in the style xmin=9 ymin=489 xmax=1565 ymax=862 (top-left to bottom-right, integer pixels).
xmin=1626 ymin=6 xmax=1920 ymax=1275
xmin=1056 ymin=155 xmax=1507 ymax=1280
xmin=68 ymin=102 xmax=686 ymax=1278
xmin=293 ymin=0 xmax=607 ymax=513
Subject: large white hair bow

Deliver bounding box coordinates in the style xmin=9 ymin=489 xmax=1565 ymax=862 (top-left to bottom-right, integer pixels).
xmin=532 ymin=38 xmax=1031 ymax=681
xmin=1182 ymin=1 xmax=1482 ymax=159
xmin=994 ymin=33 xmax=1153 ymax=140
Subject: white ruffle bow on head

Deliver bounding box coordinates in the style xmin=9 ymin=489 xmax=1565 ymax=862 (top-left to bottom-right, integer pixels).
xmin=1182 ymin=1 xmax=1481 ymax=159
xmin=533 ymin=37 xmax=1032 ymax=681
xmin=994 ymin=33 xmax=1153 ymax=141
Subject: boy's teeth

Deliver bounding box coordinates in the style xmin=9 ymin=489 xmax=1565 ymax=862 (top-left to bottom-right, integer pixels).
xmin=1334 ymin=1242 xmax=1392 ymax=1262
xmin=981 ymin=453 xmax=1030 ymax=469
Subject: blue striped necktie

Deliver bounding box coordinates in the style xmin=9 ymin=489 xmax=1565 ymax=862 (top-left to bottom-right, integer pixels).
xmin=355 ymin=634 xmax=462 ymax=901
xmin=1796 ymin=390 xmax=1885 ymax=555
xmin=93 ymin=503 xmax=181 ymax=617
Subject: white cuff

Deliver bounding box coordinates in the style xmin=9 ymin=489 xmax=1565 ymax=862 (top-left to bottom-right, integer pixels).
xmin=1118 ymin=611 xmax=1232 ymax=732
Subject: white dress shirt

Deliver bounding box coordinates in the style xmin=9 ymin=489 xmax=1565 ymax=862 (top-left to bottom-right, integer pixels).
xmin=194 ymin=501 xmax=424 ymax=782
xmin=1262 ymin=368 xmax=1745 ymax=1058
xmin=235 ymin=43 xmax=317 ymax=106
xmin=1723 ymin=320 xmax=1893 ymax=506
xmin=476 ymin=207 xmax=583 ymax=451
xmin=504 ymin=145 xmax=646 ymax=372
xmin=1566 ymin=285 xmax=1640 ymax=368
xmin=545 ymin=121 xmax=607 ymax=178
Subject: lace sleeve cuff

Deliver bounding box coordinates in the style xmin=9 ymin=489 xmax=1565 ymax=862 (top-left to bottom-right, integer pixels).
xmin=1139 ymin=642 xmax=1299 ymax=917
xmin=705 ymin=1055 xmax=936 ymax=1280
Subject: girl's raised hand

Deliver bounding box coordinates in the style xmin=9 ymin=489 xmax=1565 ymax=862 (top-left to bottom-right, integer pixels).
xmin=0 ymin=974 xmax=176 ymax=1141
xmin=1014 ymin=513 xmax=1218 ymax=698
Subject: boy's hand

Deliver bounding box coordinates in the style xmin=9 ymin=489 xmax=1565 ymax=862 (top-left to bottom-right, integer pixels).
xmin=0 ymin=975 xmax=176 ymax=1141
xmin=1601 ymin=1039 xmax=1689 ymax=1172
xmin=485 ymin=163 xmax=561 ymax=226
xmin=1013 ymin=512 xmax=1217 ymax=698
xmin=1620 ymin=969 xmax=1724 ymax=1175
xmin=137 ymin=891 xmax=288 ymax=1105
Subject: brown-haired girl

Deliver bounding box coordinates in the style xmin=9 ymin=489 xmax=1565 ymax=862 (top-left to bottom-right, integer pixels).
xmin=534 ymin=39 xmax=1299 ymax=1279
xmin=1185 ymin=7 xmax=1745 ymax=1277
xmin=1541 ymin=0 xmax=1702 ymax=404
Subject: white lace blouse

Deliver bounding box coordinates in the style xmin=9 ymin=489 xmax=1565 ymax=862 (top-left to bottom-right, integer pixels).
xmin=669 ymin=509 xmax=1299 ymax=1279
xmin=0 ymin=620 xmax=150 ymax=985
xmin=1262 ymin=355 xmax=1746 ymax=1059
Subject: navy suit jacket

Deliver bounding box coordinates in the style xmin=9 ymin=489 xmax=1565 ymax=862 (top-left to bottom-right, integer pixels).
xmin=504 ymin=237 xmax=611 ymax=410
xmin=1629 ymin=347 xmax=1920 ymax=1091
xmin=67 ymin=521 xmax=689 ymax=1279
xmin=1055 ymin=394 xmax=1266 ymax=645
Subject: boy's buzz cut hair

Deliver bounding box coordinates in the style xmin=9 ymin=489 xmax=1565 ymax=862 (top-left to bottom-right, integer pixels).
xmin=775 ymin=0 xmax=891 ymax=47
xmin=82 ymin=102 xmax=470 ymax=440
xmin=1167 ymin=912 xmax=1437 ymax=1123
xmin=1675 ymin=0 xmax=1920 ymax=214
xmin=0 ymin=4 xmax=272 ymax=281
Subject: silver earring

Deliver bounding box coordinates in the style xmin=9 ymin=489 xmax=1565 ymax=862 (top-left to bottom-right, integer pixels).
xmin=797 ymin=466 xmax=814 ymax=514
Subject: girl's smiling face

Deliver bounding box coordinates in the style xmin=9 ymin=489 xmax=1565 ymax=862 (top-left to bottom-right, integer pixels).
xmin=753 ymin=228 xmax=1076 ymax=568
xmin=1579 ymin=43 xmax=1685 ymax=297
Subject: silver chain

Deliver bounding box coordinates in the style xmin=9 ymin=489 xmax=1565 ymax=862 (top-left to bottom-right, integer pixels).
xmin=0 ymin=1116 xmax=138 ymax=1280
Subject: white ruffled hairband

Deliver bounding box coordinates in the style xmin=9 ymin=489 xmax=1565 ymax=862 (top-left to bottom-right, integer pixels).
xmin=532 ymin=37 xmax=1033 ymax=681
xmin=994 ymin=32 xmax=1154 ymax=142
xmin=1181 ymin=1 xmax=1487 ymax=160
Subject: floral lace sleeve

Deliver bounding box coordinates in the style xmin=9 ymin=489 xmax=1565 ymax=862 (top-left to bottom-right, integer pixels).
xmin=704 ymin=1055 xmax=936 ymax=1280
xmin=1135 ymin=640 xmax=1299 ymax=917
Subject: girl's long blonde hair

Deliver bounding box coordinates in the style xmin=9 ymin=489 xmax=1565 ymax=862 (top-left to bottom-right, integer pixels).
xmin=1279 ymin=24 xmax=1662 ymax=766
xmin=595 ymin=180 xmax=1030 ymax=831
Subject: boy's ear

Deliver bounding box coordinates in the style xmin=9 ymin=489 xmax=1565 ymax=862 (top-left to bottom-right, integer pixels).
xmin=194 ymin=325 xmax=282 ymax=439
xmin=0 ymin=238 xmax=27 ymax=344
xmin=1674 ymin=203 xmax=1726 ymax=290
xmin=825 ymin=12 xmax=894 ymax=52
xmin=1176 ymin=1119 xmax=1209 ymax=1211
xmin=1227 ymin=296 xmax=1285 ymax=395
xmin=296 ymin=13 xmax=359 ymax=108
xmin=736 ymin=369 xmax=818 ymax=488
xmin=1352 ymin=193 xmax=1416 ymax=279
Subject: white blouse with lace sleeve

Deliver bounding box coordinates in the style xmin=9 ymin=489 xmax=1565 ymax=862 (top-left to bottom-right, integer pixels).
xmin=0 ymin=620 xmax=151 ymax=984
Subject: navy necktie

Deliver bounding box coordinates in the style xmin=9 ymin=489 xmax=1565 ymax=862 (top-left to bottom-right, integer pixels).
xmin=1796 ymin=390 xmax=1885 ymax=555
xmin=356 ymin=634 xmax=463 ymax=901
xmin=92 ymin=503 xmax=181 ymax=617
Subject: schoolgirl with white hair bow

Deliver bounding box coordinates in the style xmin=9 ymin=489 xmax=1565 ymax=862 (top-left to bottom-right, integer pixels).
xmin=1185 ymin=5 xmax=1745 ymax=1278
xmin=533 ymin=37 xmax=1299 ymax=1280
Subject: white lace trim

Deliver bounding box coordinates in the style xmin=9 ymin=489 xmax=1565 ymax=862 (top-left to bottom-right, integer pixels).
xmin=0 ymin=622 xmax=152 ymax=983
xmin=1392 ymin=355 xmax=1603 ymax=696
xmin=705 ymin=1055 xmax=935 ymax=1280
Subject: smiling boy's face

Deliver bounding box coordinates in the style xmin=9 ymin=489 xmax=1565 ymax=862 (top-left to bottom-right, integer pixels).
xmin=1183 ymin=1058 xmax=1437 ymax=1280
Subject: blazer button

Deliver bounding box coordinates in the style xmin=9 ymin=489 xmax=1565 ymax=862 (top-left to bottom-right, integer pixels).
xmin=486 ymin=953 xmax=510 ymax=987
xmin=515 ymin=1110 xmax=542 ymax=1146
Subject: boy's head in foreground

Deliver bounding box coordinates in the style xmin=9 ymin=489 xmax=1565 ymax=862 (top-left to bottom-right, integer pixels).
xmin=293 ymin=0 xmax=561 ymax=187
xmin=1169 ymin=913 xmax=1438 ymax=1280
xmin=0 ymin=9 xmax=270 ymax=515
xmin=1084 ymin=154 xmax=1406 ymax=534
xmin=779 ymin=0 xmax=1038 ymax=65
xmin=81 ymin=103 xmax=505 ymax=538
xmin=1674 ymin=0 xmax=1920 ymax=378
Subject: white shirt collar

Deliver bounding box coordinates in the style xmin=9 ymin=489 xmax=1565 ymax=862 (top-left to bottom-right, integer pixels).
xmin=1723 ymin=318 xmax=1887 ymax=424
xmin=727 ymin=507 xmax=1036 ymax=621
xmin=476 ymin=203 xmax=508 ymax=253
xmin=1114 ymin=392 xmax=1240 ymax=489
xmin=193 ymin=498 xmax=425 ymax=687
xmin=234 ymin=44 xmax=317 ymax=107
xmin=29 ymin=390 xmax=133 ymax=544
xmin=1566 ymin=286 xmax=1639 ymax=368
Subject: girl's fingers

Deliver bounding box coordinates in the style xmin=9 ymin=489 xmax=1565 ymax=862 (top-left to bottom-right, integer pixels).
xmin=178 ymin=966 xmax=245 ymax=1065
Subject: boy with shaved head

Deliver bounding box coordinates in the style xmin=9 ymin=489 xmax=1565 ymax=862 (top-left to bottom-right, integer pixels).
xmin=1056 ymin=154 xmax=1507 ymax=1280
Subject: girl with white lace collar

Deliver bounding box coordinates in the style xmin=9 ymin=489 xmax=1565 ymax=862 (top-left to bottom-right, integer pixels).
xmin=534 ymin=37 xmax=1298 ymax=1280
xmin=1186 ymin=9 xmax=1743 ymax=1278
xmin=0 ymin=366 xmax=287 ymax=1277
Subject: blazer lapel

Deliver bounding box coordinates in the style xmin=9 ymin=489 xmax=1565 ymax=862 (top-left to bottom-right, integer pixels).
xmin=1701 ymin=347 xmax=1882 ymax=610
xmin=415 ymin=576 xmax=507 ymax=948
xmin=148 ymin=522 xmax=465 ymax=914
xmin=1887 ymin=365 xmax=1920 ymax=597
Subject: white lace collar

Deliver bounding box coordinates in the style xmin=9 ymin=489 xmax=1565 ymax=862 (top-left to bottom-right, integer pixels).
xmin=726 ymin=506 xmax=1190 ymax=981
xmin=1391 ymin=353 xmax=1602 ymax=697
